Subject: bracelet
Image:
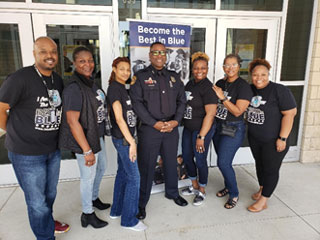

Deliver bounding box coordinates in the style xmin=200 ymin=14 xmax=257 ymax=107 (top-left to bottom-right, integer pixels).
xmin=221 ymin=97 xmax=228 ymax=103
xmin=83 ymin=149 xmax=92 ymax=156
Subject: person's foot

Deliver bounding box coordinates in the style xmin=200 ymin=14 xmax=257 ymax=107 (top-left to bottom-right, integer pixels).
xmin=224 ymin=197 xmax=239 ymax=209
xmin=136 ymin=207 xmax=146 ymax=220
xmin=122 ymin=221 xmax=148 ymax=231
xmin=54 ymin=220 xmax=70 ymax=234
xmin=247 ymin=203 xmax=267 ymax=213
xmin=248 ymin=196 xmax=268 ymax=212
xmin=81 ymin=212 xmax=108 ymax=228
xmin=216 ymin=188 xmax=229 ymax=197
xmin=92 ymin=198 xmax=111 ymax=210
xmin=173 ymin=195 xmax=188 ymax=207
xmin=251 ymin=187 xmax=263 ymax=201
xmin=193 ymin=191 xmax=206 ymax=206
xmin=181 ymin=186 xmax=199 ymax=196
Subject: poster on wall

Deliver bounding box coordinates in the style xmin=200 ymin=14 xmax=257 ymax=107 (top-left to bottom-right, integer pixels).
xmin=129 ymin=20 xmax=192 ymax=193
xmin=129 ymin=20 xmax=191 ymax=84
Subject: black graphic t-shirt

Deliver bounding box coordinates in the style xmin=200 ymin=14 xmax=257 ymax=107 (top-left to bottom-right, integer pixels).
xmin=0 ymin=66 xmax=63 ymax=155
xmin=107 ymin=80 xmax=136 ymax=139
xmin=215 ymin=77 xmax=253 ymax=122
xmin=247 ymin=82 xmax=297 ymax=141
xmin=63 ymin=82 xmax=106 ymax=137
xmin=183 ymin=78 xmax=218 ymax=131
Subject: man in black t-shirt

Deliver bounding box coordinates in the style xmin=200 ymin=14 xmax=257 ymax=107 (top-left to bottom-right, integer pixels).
xmin=0 ymin=36 xmax=69 ymax=239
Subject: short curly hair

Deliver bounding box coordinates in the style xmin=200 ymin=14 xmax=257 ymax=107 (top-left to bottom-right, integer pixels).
xmin=191 ymin=52 xmax=209 ymax=64
xmin=249 ymin=58 xmax=271 ymax=73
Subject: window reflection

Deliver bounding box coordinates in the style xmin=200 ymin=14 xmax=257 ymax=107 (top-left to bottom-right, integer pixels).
xmin=226 ymin=28 xmax=267 ymax=82
xmin=148 ymin=0 xmax=215 ymax=9
xmin=0 ymin=24 xmax=23 ymax=165
xmin=287 ymin=86 xmax=303 ymax=146
xmin=32 ymin=0 xmax=112 ymax=5
xmin=281 ymin=0 xmax=314 ymax=81
xmin=221 ymin=0 xmax=282 ymax=11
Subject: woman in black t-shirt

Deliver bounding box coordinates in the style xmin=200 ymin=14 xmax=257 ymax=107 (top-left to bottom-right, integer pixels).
xmin=246 ymin=59 xmax=297 ymax=212
xmin=107 ymin=57 xmax=147 ymax=231
xmin=180 ymin=52 xmax=218 ymax=206
xmin=212 ymin=54 xmax=253 ymax=209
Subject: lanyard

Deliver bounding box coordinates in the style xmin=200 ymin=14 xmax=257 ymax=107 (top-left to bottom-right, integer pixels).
xmin=34 ymin=65 xmax=54 ymax=90
xmin=33 ymin=65 xmax=56 ymax=108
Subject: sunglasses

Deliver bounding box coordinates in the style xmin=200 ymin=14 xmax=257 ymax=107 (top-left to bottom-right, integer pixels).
xmin=150 ymin=50 xmax=167 ymax=56
xmin=223 ymin=63 xmax=239 ymax=69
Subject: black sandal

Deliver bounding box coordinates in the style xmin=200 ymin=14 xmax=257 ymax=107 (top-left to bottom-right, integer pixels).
xmin=224 ymin=197 xmax=239 ymax=209
xmin=216 ymin=188 xmax=229 ymax=197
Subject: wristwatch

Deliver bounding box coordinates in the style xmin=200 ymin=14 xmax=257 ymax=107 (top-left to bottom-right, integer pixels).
xmin=197 ymin=134 xmax=205 ymax=140
xmin=278 ymin=136 xmax=287 ymax=142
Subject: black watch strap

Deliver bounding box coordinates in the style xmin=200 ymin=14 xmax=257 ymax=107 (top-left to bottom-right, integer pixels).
xmin=197 ymin=134 xmax=205 ymax=140
xmin=278 ymin=136 xmax=287 ymax=141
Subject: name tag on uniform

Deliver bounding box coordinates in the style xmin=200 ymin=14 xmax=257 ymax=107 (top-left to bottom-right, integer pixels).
xmin=144 ymin=77 xmax=154 ymax=85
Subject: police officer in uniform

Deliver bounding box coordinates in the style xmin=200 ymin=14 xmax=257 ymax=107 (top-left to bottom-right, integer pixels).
xmin=130 ymin=42 xmax=188 ymax=220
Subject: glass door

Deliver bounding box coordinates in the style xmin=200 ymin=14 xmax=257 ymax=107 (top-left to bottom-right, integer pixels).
xmin=213 ymin=18 xmax=281 ymax=165
xmin=32 ymin=13 xmax=118 ymax=179
xmin=0 ymin=13 xmax=34 ymax=185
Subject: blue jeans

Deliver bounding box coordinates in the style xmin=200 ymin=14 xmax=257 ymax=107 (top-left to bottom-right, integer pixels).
xmin=182 ymin=125 xmax=215 ymax=187
xmin=76 ymin=137 xmax=107 ymax=214
xmin=8 ymin=150 xmax=61 ymax=240
xmin=213 ymin=120 xmax=246 ymax=198
xmin=111 ymin=137 xmax=140 ymax=227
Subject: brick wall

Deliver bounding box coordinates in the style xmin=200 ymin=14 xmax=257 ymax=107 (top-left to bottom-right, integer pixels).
xmin=300 ymin=3 xmax=320 ymax=162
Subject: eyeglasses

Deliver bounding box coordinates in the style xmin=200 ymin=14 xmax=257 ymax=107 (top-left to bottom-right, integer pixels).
xmin=150 ymin=50 xmax=166 ymax=56
xmin=223 ymin=63 xmax=239 ymax=69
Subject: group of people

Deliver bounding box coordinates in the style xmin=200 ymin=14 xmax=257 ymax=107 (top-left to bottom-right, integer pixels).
xmin=0 ymin=36 xmax=297 ymax=239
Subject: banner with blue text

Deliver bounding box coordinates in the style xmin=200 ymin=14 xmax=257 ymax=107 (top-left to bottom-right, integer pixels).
xmin=129 ymin=21 xmax=191 ymax=83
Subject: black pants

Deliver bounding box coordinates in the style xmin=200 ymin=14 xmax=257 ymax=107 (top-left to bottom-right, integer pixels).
xmin=137 ymin=124 xmax=179 ymax=208
xmin=248 ymin=134 xmax=289 ymax=198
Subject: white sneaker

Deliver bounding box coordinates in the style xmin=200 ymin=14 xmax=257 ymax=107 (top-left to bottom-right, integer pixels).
xmin=109 ymin=215 xmax=120 ymax=219
xmin=181 ymin=186 xmax=199 ymax=196
xmin=193 ymin=191 xmax=206 ymax=206
xmin=122 ymin=221 xmax=147 ymax=231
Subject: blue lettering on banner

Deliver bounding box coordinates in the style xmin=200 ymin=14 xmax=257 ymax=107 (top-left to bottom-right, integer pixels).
xmin=130 ymin=21 xmax=191 ymax=48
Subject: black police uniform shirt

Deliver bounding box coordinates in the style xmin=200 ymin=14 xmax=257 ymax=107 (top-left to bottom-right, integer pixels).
xmin=215 ymin=77 xmax=253 ymax=122
xmin=183 ymin=78 xmax=218 ymax=131
xmin=247 ymin=82 xmax=297 ymax=142
xmin=0 ymin=66 xmax=63 ymax=155
xmin=63 ymin=82 xmax=106 ymax=137
xmin=130 ymin=65 xmax=186 ymax=127
xmin=107 ymin=80 xmax=136 ymax=139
